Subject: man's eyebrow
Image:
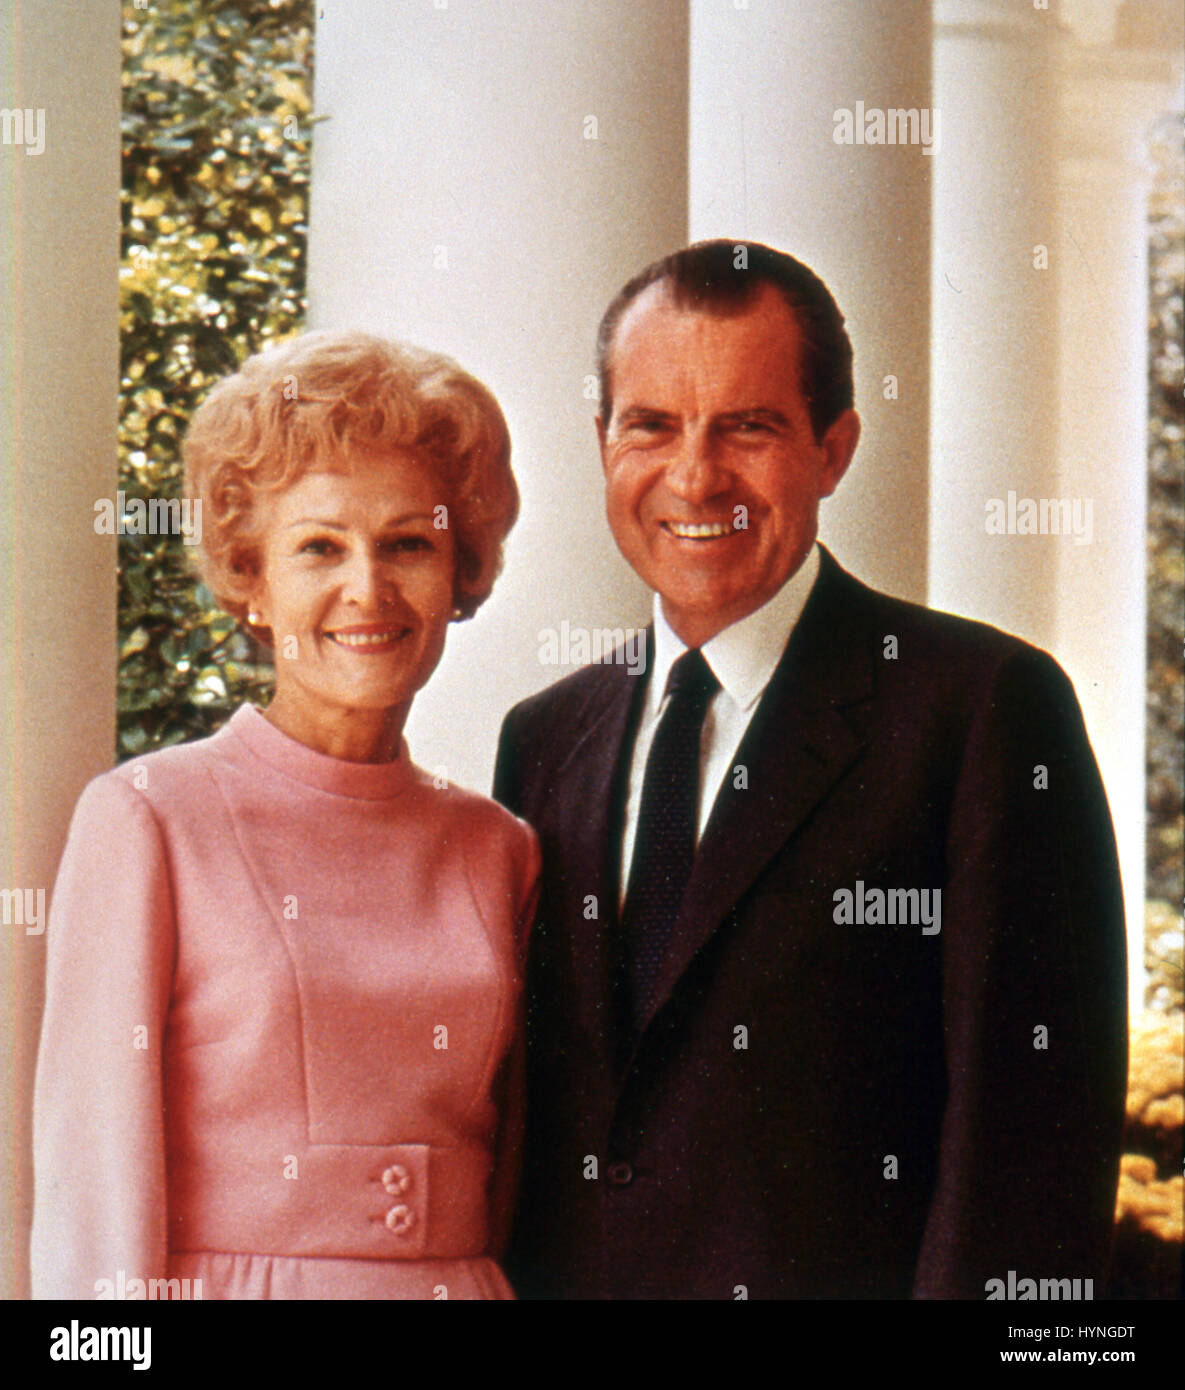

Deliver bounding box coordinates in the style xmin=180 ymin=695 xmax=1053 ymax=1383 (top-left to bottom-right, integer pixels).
xmin=715 ymin=407 xmax=792 ymax=427
xmin=616 ymin=405 xmax=679 ymax=424
xmin=613 ymin=405 xmax=798 ymax=430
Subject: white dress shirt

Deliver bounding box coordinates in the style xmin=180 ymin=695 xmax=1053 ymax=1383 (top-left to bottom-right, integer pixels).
xmin=619 ymin=543 xmax=821 ymax=906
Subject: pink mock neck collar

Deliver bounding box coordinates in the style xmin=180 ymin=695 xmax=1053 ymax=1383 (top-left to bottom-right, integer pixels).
xmin=224 ymin=703 xmax=417 ymax=800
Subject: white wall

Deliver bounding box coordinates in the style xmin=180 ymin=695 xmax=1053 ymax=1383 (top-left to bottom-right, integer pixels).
xmin=0 ymin=0 xmax=121 ymax=1300
xmin=308 ymin=0 xmax=689 ymax=793
xmin=690 ymin=0 xmax=934 ymax=604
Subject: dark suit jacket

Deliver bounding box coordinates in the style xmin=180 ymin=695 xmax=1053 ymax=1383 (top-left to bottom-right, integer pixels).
xmin=493 ymin=547 xmax=1127 ymax=1299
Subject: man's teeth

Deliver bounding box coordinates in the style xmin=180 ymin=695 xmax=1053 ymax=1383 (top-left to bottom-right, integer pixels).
xmin=328 ymin=630 xmax=404 ymax=647
xmin=666 ymin=521 xmax=734 ymax=539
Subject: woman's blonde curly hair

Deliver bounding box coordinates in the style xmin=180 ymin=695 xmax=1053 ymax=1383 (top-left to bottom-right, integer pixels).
xmin=182 ymin=329 xmax=518 ymax=626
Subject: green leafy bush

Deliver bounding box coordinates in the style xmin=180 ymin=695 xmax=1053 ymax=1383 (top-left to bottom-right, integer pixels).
xmin=118 ymin=0 xmax=313 ymax=758
xmin=1146 ymin=114 xmax=1184 ymax=911
xmin=1145 ymin=114 xmax=1184 ymax=1014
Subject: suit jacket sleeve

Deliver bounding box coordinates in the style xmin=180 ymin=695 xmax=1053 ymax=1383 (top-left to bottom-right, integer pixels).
xmin=31 ymin=774 xmax=175 ymax=1299
xmin=912 ymin=647 xmax=1128 ymax=1298
xmin=492 ymin=705 xmax=525 ymax=816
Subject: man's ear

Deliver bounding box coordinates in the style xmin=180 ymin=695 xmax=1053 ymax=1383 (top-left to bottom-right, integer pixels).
xmin=595 ymin=413 xmax=609 ymax=474
xmin=818 ymin=408 xmax=861 ymax=498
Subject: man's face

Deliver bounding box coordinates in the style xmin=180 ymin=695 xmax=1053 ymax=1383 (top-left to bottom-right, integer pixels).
xmin=598 ymin=282 xmax=860 ymax=647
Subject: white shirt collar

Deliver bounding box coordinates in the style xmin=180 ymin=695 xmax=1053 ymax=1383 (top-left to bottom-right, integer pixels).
xmin=650 ymin=543 xmax=821 ymax=713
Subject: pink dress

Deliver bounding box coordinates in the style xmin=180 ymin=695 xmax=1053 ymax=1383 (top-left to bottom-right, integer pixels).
xmin=31 ymin=703 xmax=539 ymax=1300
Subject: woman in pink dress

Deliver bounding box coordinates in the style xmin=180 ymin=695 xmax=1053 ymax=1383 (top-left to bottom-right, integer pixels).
xmin=32 ymin=331 xmax=539 ymax=1300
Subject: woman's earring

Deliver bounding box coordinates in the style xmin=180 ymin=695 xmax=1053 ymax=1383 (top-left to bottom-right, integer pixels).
xmin=248 ymin=611 xmax=262 ymax=626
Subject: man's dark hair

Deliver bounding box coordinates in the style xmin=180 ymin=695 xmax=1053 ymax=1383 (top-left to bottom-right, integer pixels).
xmin=596 ymin=239 xmax=854 ymax=441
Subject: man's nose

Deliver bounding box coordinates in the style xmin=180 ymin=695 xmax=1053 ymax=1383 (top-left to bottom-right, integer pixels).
xmin=665 ymin=426 xmax=729 ymax=504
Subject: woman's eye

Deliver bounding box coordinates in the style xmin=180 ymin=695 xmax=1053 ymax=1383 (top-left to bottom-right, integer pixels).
xmin=383 ymin=535 xmax=432 ymax=554
xmin=299 ymin=538 xmax=339 ymax=557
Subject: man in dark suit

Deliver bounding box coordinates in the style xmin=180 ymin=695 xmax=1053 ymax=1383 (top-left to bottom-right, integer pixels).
xmin=494 ymin=240 xmax=1127 ymax=1299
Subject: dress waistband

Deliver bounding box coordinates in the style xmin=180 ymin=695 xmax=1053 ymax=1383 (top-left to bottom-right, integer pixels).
xmin=167 ymin=1141 xmax=493 ymax=1261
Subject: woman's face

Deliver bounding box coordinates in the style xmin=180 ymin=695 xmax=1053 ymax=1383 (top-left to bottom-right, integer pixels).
xmin=248 ymin=446 xmax=456 ymax=732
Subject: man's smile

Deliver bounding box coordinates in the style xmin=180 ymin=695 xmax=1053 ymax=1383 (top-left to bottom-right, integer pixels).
xmin=660 ymin=519 xmax=738 ymax=540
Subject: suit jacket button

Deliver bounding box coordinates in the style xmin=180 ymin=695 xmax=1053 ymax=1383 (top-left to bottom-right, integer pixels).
xmin=385 ymin=1204 xmax=416 ymax=1235
xmin=606 ymin=1161 xmax=634 ymax=1186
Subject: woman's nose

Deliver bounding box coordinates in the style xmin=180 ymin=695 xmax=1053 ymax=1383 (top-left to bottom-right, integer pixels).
xmin=341 ymin=549 xmax=396 ymax=608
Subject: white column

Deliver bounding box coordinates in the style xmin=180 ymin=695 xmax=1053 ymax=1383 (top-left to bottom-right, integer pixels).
xmin=1055 ymin=44 xmax=1181 ymax=1016
xmin=308 ymin=0 xmax=689 ymax=792
xmin=929 ymin=0 xmax=1063 ymax=648
xmin=0 ymin=2 xmax=121 ymax=1298
xmin=689 ymin=0 xmax=934 ymax=602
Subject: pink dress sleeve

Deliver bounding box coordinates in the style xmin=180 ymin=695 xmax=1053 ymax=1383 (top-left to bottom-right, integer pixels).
xmin=31 ymin=774 xmax=176 ymax=1299
xmin=485 ymin=821 xmax=541 ymax=1262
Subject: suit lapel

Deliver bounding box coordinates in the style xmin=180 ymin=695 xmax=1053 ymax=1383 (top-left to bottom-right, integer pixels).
xmin=635 ymin=550 xmax=877 ymax=1042
xmin=548 ymin=641 xmax=651 ymax=1073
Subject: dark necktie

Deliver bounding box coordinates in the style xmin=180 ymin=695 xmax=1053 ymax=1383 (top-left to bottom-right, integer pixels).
xmin=621 ymin=646 xmax=720 ymax=1033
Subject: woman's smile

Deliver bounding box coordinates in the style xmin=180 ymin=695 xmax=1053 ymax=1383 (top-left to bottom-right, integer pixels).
xmin=324 ymin=622 xmax=413 ymax=651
